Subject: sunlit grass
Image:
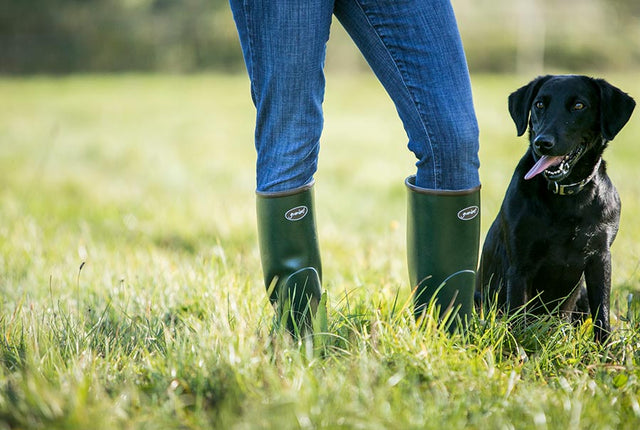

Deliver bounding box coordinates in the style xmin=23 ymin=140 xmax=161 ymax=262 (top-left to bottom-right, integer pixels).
xmin=1 ymin=73 xmax=640 ymax=428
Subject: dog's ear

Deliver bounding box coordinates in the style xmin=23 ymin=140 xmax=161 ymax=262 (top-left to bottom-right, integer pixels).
xmin=594 ymin=79 xmax=636 ymax=141
xmin=508 ymin=75 xmax=552 ymax=136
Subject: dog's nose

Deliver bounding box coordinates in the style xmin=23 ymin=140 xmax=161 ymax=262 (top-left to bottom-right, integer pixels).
xmin=534 ymin=135 xmax=556 ymax=152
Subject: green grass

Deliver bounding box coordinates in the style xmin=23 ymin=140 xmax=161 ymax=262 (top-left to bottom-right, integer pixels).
xmin=1 ymin=73 xmax=640 ymax=429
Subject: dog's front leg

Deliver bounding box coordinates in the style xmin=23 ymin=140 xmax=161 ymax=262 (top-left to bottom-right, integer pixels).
xmin=505 ymin=270 xmax=528 ymax=315
xmin=504 ymin=273 xmax=530 ymax=335
xmin=585 ymin=252 xmax=612 ymax=342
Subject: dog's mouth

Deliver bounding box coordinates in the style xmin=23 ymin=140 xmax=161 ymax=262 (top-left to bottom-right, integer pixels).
xmin=524 ymin=144 xmax=586 ymax=181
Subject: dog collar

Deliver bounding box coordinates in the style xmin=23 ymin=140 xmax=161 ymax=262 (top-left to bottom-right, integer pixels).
xmin=546 ymin=157 xmax=602 ymax=196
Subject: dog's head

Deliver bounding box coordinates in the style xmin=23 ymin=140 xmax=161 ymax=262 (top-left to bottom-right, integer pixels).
xmin=508 ymin=75 xmax=635 ymax=181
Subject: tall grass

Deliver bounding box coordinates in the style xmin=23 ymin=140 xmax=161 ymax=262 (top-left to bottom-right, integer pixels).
xmin=1 ymin=74 xmax=639 ymax=428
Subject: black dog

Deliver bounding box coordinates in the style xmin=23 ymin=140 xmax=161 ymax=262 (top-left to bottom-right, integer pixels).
xmin=476 ymin=75 xmax=635 ymax=341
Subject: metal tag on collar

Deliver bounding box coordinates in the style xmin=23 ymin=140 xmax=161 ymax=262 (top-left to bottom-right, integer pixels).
xmin=550 ymin=181 xmax=579 ymax=195
xmin=558 ymin=184 xmax=576 ymax=196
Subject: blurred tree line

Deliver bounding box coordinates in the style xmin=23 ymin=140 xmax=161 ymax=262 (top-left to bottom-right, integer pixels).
xmin=1 ymin=0 xmax=639 ymax=74
xmin=0 ymin=0 xmax=238 ymax=73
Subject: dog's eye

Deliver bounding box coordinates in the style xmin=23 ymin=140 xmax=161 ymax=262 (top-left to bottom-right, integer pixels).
xmin=573 ymin=102 xmax=585 ymax=111
xmin=534 ymin=101 xmax=545 ymax=109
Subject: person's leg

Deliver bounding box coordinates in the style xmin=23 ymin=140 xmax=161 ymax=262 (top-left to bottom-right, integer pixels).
xmin=334 ymin=0 xmax=479 ymax=191
xmin=334 ymin=0 xmax=480 ymax=325
xmin=230 ymin=0 xmax=334 ymax=193
xmin=230 ymin=0 xmax=333 ymax=334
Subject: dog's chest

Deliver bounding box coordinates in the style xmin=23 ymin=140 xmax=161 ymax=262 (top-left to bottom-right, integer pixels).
xmin=528 ymin=221 xmax=590 ymax=262
xmin=510 ymin=196 xmax=603 ymax=260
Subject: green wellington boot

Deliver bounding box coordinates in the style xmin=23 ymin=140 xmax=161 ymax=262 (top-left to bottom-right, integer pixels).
xmin=256 ymin=182 xmax=322 ymax=335
xmin=406 ymin=175 xmax=480 ymax=328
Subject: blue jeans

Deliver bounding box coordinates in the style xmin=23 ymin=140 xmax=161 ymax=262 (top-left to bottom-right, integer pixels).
xmin=230 ymin=0 xmax=480 ymax=192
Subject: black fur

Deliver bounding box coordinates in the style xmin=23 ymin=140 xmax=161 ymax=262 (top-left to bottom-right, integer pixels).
xmin=476 ymin=75 xmax=635 ymax=342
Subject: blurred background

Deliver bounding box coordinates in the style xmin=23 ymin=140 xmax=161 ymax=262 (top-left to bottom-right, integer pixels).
xmin=2 ymin=0 xmax=639 ymax=76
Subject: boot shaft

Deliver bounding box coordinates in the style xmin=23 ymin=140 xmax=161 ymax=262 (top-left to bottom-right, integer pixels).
xmin=406 ymin=176 xmax=481 ymax=323
xmin=256 ymin=182 xmax=322 ymax=334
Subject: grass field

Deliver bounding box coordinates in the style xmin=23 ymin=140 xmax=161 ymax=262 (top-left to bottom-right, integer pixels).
xmin=1 ymin=73 xmax=640 ymax=429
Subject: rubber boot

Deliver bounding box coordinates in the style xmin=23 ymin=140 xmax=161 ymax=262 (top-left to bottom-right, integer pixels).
xmin=256 ymin=182 xmax=322 ymax=335
xmin=406 ymin=175 xmax=480 ymax=328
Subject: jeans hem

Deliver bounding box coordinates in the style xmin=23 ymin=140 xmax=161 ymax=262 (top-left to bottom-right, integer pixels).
xmin=256 ymin=180 xmax=316 ymax=198
xmin=405 ymin=175 xmax=480 ymax=195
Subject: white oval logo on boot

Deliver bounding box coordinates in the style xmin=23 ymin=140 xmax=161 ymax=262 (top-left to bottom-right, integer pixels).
xmin=285 ymin=206 xmax=308 ymax=221
xmin=457 ymin=206 xmax=479 ymax=221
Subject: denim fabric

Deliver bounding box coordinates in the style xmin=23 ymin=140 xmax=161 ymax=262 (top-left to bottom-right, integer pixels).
xmin=230 ymin=0 xmax=480 ymax=192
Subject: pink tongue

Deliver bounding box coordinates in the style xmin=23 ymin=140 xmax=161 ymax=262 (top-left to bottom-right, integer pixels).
xmin=524 ymin=155 xmax=564 ymax=180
